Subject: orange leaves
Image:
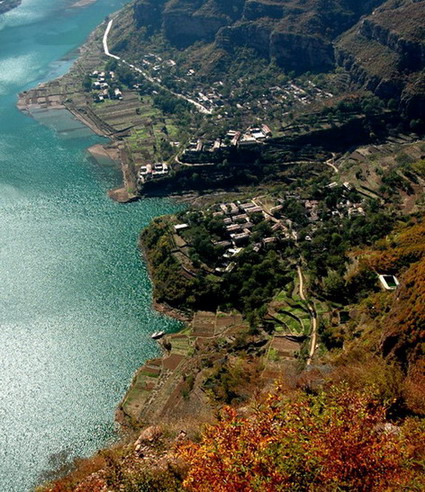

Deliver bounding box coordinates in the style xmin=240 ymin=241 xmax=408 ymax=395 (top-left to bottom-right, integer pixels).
xmin=359 ymin=219 xmax=425 ymax=273
xmin=382 ymin=256 xmax=425 ymax=367
xmin=179 ymin=384 xmax=414 ymax=491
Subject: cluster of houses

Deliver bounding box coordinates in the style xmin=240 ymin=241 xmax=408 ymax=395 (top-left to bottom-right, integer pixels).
xmin=90 ymin=70 xmax=123 ymax=103
xmin=181 ymin=124 xmax=273 ymax=162
xmin=177 ymin=75 xmax=332 ymax=116
xmin=170 ymin=164 xmax=370 ymax=274
xmin=188 ymin=82 xmax=225 ymax=112
xmin=173 ymin=199 xmax=293 ymax=275
xmin=127 ymin=50 xmax=333 ymax=117
xmin=274 ymin=81 xmax=333 ymax=107
xmin=140 ymin=53 xmax=176 ymax=72
xmin=238 ymin=124 xmax=273 ymax=146
xmin=172 ymin=178 xmax=369 ymax=271
xmin=137 ymin=162 xmax=169 ymax=183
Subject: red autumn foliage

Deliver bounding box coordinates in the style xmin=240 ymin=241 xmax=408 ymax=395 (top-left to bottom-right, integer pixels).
xmin=179 ymin=385 xmax=416 ymax=491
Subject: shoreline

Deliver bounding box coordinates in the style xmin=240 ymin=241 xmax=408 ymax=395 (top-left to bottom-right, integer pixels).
xmin=17 ymin=87 xmax=139 ymax=203
xmin=15 ymin=8 xmax=199 ymax=451
xmin=114 ymin=239 xmax=192 ymax=430
xmin=140 ymin=235 xmax=192 ymax=324
xmin=16 ymin=16 xmax=141 ymax=204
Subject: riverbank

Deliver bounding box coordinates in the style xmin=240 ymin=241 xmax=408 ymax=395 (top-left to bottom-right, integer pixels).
xmin=17 ymin=21 xmax=140 ymax=203
xmin=0 ymin=1 xmax=187 ymax=489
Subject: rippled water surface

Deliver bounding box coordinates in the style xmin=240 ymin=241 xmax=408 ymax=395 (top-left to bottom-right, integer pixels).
xmin=0 ymin=1 xmax=181 ymax=490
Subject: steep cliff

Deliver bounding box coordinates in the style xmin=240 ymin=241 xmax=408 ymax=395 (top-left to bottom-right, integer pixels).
xmin=133 ymin=0 xmax=386 ymax=71
xmin=134 ymin=0 xmax=245 ymax=46
xmin=336 ymin=0 xmax=425 ymax=117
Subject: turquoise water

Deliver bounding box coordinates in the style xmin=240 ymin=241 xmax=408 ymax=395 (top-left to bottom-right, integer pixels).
xmin=0 ymin=1 xmax=181 ymax=490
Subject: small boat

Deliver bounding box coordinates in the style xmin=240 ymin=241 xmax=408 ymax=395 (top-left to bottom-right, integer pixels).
xmin=151 ymin=331 xmax=165 ymax=340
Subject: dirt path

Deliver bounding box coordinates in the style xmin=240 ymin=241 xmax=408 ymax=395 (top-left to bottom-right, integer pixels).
xmin=252 ymin=196 xmax=280 ymax=223
xmin=325 ymin=153 xmax=339 ymax=174
xmin=297 ymin=266 xmax=318 ymax=365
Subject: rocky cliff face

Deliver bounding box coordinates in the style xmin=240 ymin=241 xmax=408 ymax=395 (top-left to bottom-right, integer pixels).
xmin=135 ymin=0 xmax=245 ymax=46
xmin=133 ymin=0 xmax=386 ymax=72
xmin=360 ymin=18 xmax=425 ymax=72
xmin=336 ymin=0 xmax=425 ymax=117
xmin=134 ymin=0 xmax=167 ymax=32
xmin=162 ymin=9 xmax=231 ymax=47
xmin=132 ymin=0 xmax=424 ymax=113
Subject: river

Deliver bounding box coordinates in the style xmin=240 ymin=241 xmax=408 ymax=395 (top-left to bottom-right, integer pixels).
xmin=0 ymin=1 xmax=181 ymax=490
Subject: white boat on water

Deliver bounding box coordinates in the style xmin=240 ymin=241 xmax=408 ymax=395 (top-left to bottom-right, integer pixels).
xmin=151 ymin=331 xmax=165 ymax=340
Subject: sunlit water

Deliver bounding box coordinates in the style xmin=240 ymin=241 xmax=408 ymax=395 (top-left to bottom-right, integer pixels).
xmin=0 ymin=1 xmax=181 ymax=490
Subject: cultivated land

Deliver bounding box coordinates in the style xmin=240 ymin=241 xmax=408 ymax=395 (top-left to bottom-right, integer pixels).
xmin=26 ymin=1 xmax=425 ymax=489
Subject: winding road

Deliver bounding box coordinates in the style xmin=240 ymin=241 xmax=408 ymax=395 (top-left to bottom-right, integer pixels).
xmin=297 ymin=266 xmax=318 ymax=366
xmin=325 ymin=153 xmax=339 ymax=174
xmin=103 ymin=18 xmax=319 ymax=364
xmin=102 ymin=19 xmax=212 ymax=115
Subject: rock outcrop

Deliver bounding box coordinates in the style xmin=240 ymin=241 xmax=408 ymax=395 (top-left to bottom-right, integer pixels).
xmin=336 ymin=0 xmax=425 ymax=117
xmin=133 ymin=0 xmax=387 ymax=72
xmin=131 ymin=0 xmax=424 ymax=114
xmin=217 ymin=22 xmax=335 ymax=73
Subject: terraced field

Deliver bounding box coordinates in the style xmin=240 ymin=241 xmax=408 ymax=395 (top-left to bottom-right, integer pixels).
xmin=269 ymin=287 xmax=311 ymax=336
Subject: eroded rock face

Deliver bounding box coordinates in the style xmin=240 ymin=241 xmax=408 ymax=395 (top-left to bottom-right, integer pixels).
xmin=270 ymin=31 xmax=334 ymax=72
xmin=134 ymin=0 xmax=167 ymax=32
xmin=135 ymin=425 xmax=163 ymax=447
xmin=218 ymin=23 xmax=334 ymax=73
xmin=134 ymin=0 xmax=245 ymax=46
xmin=162 ymin=9 xmax=231 ymax=47
xmin=400 ymin=72 xmax=425 ymax=120
xmin=243 ymin=0 xmax=295 ymax=21
xmin=360 ymin=19 xmax=425 ymax=72
xmin=132 ymin=0 xmax=424 ymax=111
xmin=133 ymin=0 xmax=387 ymax=72
xmin=335 ymin=0 xmax=425 ymax=117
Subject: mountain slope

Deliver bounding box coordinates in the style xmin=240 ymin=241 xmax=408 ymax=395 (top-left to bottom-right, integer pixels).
xmin=336 ymin=0 xmax=425 ymax=118
xmin=133 ymin=0 xmax=386 ymax=71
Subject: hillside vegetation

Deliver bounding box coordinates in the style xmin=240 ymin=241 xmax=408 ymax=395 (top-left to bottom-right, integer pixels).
xmin=31 ymin=0 xmax=425 ymax=490
xmin=123 ymin=0 xmax=425 ymax=116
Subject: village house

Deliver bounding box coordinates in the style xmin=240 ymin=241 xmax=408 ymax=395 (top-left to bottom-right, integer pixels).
xmin=378 ymin=274 xmax=399 ymax=291
xmin=247 ymin=206 xmax=263 ymax=214
xmin=232 ymin=213 xmax=249 ymax=223
xmin=113 ymin=88 xmax=123 ymax=100
xmin=226 ymin=224 xmax=242 ymax=234
xmin=232 ymin=232 xmax=250 ymax=245
xmin=240 ymin=202 xmax=256 ymax=212
xmin=152 ymin=163 xmax=169 ymax=176
xmin=174 ymin=223 xmax=189 ymax=233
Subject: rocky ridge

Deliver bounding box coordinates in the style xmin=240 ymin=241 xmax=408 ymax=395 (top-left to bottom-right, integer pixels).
xmin=133 ymin=0 xmax=385 ymax=71
xmin=130 ymin=0 xmax=425 ymax=115
xmin=336 ymin=0 xmax=425 ymax=118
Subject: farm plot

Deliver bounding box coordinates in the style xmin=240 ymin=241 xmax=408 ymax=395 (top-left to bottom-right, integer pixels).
xmin=269 ymin=288 xmax=311 ymax=336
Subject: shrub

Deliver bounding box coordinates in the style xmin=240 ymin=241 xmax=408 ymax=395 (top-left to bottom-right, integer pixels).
xmin=180 ymin=385 xmax=416 ymax=491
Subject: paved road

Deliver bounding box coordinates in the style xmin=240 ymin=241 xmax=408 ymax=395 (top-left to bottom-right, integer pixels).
xmin=103 ymin=19 xmax=120 ymax=60
xmin=103 ymin=19 xmax=212 ymax=115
